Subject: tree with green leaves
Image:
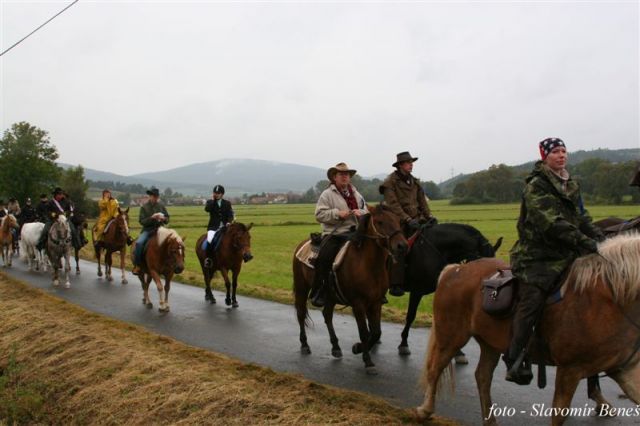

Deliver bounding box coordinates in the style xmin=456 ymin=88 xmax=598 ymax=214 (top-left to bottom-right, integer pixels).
xmin=60 ymin=165 xmax=96 ymax=216
xmin=0 ymin=122 xmax=61 ymax=203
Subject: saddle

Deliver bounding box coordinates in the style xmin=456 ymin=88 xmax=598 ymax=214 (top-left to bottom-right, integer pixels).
xmin=603 ymin=216 xmax=640 ymax=236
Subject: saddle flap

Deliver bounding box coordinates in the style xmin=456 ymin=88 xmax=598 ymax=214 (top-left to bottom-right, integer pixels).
xmin=481 ymin=269 xmax=516 ymax=316
xmin=295 ymin=240 xmax=317 ymax=269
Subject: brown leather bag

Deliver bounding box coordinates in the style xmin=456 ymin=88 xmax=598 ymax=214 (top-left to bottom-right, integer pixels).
xmin=481 ymin=269 xmax=516 ymax=316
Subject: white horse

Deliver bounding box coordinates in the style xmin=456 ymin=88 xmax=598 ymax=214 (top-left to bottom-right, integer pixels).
xmin=20 ymin=222 xmax=47 ymax=272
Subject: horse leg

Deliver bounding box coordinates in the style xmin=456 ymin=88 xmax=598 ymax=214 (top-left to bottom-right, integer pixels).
xmin=221 ymin=268 xmax=232 ymax=306
xmin=203 ymin=265 xmax=216 ymax=304
xmin=120 ymin=248 xmax=128 ymax=284
xmin=96 ymin=247 xmax=103 ymax=277
xmin=475 ymin=340 xmax=501 ymax=426
xmin=74 ymin=248 xmax=80 ymax=274
xmin=150 ymin=270 xmax=167 ymax=312
xmin=294 ymin=265 xmax=311 ymax=354
xmin=399 ymin=291 xmax=423 ymax=355
xmin=322 ymin=303 xmax=342 ymax=358
xmin=105 ymin=251 xmax=113 ymax=282
xmin=366 ymin=302 xmax=382 ymax=352
xmin=610 ymin=360 xmax=640 ymax=404
xmin=416 ymin=323 xmax=458 ymax=422
xmin=141 ymin=274 xmax=153 ymax=308
xmin=231 ymin=268 xmax=239 ymax=308
xmin=551 ymin=367 xmax=581 ymax=426
xmin=588 ymin=375 xmax=614 ymax=416
xmin=163 ymin=278 xmax=171 ymax=312
xmin=7 ymin=243 xmax=12 ymax=267
xmin=351 ymin=302 xmax=375 ymax=374
xmin=63 ymin=252 xmax=71 ymax=288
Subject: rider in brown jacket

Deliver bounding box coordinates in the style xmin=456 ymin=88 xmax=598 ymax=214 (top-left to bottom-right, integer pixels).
xmin=380 ymin=151 xmax=436 ymax=296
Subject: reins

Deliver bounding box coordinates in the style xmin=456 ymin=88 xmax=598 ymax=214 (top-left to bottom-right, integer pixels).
xmin=361 ymin=216 xmax=402 ymax=262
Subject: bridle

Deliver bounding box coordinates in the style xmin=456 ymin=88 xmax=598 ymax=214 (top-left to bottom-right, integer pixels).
xmin=49 ymin=217 xmax=71 ymax=247
xmin=360 ymin=214 xmax=403 ymax=262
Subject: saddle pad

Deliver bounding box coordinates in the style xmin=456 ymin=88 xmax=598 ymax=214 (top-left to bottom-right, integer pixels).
xmin=332 ymin=241 xmax=351 ymax=271
xmin=103 ymin=219 xmax=115 ymax=234
xmin=295 ymin=240 xmax=317 ymax=269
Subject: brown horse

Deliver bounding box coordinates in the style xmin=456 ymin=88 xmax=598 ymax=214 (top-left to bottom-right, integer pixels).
xmin=195 ymin=222 xmax=253 ymax=307
xmin=93 ymin=208 xmax=130 ymax=284
xmin=0 ymin=214 xmax=18 ymax=267
xmin=293 ymin=205 xmax=408 ymax=374
xmin=131 ymin=227 xmax=186 ymax=313
xmin=417 ymin=233 xmax=640 ymax=425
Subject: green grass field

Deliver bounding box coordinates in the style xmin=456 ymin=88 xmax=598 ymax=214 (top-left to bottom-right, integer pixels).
xmin=86 ymin=200 xmax=638 ymax=325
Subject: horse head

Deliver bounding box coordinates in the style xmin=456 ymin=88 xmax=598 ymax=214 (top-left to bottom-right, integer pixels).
xmin=229 ymin=222 xmax=253 ymax=263
xmin=50 ymin=214 xmax=71 ymax=246
xmin=3 ymin=214 xmax=18 ymax=230
xmin=116 ymin=207 xmax=130 ymax=236
xmin=166 ymin=233 xmax=186 ymax=274
xmin=359 ymin=205 xmax=407 ymax=256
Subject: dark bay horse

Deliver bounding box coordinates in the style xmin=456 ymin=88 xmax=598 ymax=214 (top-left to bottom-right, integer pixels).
xmin=417 ymin=234 xmax=640 ymax=425
xmin=398 ymin=223 xmax=502 ymax=356
xmin=93 ymin=207 xmax=130 ymax=284
xmin=131 ymin=227 xmax=186 ymax=313
xmin=46 ymin=213 xmax=72 ymax=288
xmin=293 ymin=205 xmax=408 ymax=374
xmin=70 ymin=212 xmax=88 ymax=274
xmin=0 ymin=214 xmax=18 ymax=267
xmin=195 ymin=222 xmax=253 ymax=307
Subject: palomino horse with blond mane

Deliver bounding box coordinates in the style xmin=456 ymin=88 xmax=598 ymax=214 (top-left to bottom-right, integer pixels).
xmin=94 ymin=207 xmax=130 ymax=284
xmin=0 ymin=214 xmax=18 ymax=267
xmin=195 ymin=222 xmax=254 ymax=307
xmin=131 ymin=227 xmax=186 ymax=313
xmin=293 ymin=205 xmax=408 ymax=374
xmin=417 ymin=233 xmax=640 ymax=425
xmin=46 ymin=213 xmax=72 ymax=288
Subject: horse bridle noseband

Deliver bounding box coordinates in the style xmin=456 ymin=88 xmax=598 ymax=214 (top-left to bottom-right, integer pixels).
xmin=361 ymin=217 xmax=403 ymax=262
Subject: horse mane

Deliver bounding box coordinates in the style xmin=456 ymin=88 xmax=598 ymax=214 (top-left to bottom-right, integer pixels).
xmin=156 ymin=227 xmax=183 ymax=246
xmin=569 ymin=233 xmax=640 ymax=305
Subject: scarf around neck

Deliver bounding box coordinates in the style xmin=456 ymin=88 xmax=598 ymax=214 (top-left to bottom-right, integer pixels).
xmin=337 ymin=184 xmax=358 ymax=210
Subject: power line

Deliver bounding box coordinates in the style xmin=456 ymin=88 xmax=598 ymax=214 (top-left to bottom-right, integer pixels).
xmin=0 ymin=0 xmax=80 ymax=58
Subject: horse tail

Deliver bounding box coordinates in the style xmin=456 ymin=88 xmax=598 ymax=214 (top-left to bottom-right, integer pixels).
xmin=19 ymin=238 xmax=27 ymax=261
xmin=420 ymin=319 xmax=455 ymax=395
xmin=292 ymin=257 xmax=312 ymax=328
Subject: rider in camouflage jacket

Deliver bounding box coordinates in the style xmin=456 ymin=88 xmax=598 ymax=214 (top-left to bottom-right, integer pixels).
xmin=505 ymin=138 xmax=603 ymax=385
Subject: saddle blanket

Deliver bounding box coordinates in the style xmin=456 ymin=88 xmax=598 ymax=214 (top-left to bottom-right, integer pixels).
xmin=295 ymin=240 xmax=351 ymax=270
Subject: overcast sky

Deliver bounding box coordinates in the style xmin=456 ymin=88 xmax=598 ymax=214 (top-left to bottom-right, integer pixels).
xmin=1 ymin=0 xmax=638 ymax=182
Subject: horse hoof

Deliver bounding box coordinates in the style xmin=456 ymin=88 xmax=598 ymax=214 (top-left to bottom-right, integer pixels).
xmin=122 ymin=279 xmax=128 ymax=285
xmin=232 ymin=300 xmax=239 ymax=308
xmin=145 ymin=302 xmax=153 ymax=309
xmin=205 ymin=293 xmax=212 ymax=301
xmin=454 ymin=354 xmax=469 ymax=365
xmin=97 ymin=271 xmax=103 ymax=277
xmin=76 ymin=270 xmax=80 ymax=275
xmin=53 ymin=280 xmax=59 ymax=287
xmin=225 ymin=298 xmax=231 ymax=306
xmin=107 ymin=276 xmax=113 ymax=282
xmin=301 ymin=346 xmax=311 ymax=355
xmin=64 ymin=282 xmax=71 ymax=289
xmin=352 ymin=343 xmax=363 ymax=355
xmin=210 ymin=297 xmax=216 ymax=304
xmin=398 ymin=345 xmax=411 ymax=356
xmin=415 ymin=407 xmax=433 ymax=422
xmin=365 ymin=366 xmax=378 ymax=375
xmin=159 ymin=306 xmax=170 ymax=313
xmin=332 ymin=348 xmax=343 ymax=358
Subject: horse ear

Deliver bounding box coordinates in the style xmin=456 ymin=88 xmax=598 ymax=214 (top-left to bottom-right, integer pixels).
xmin=125 ymin=207 xmax=130 ymax=214
xmin=118 ymin=207 xmax=123 ymax=215
xmin=247 ymin=222 xmax=253 ymax=231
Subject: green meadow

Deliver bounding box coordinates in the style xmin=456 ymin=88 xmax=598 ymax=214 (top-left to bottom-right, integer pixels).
xmin=87 ymin=200 xmax=638 ymax=325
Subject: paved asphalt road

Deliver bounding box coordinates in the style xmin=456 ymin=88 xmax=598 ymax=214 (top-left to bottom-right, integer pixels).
xmin=3 ymin=259 xmax=637 ymax=425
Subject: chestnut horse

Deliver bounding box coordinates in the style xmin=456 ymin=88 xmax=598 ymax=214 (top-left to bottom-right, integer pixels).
xmin=131 ymin=227 xmax=186 ymax=313
xmin=0 ymin=214 xmax=18 ymax=267
xmin=293 ymin=205 xmax=408 ymax=374
xmin=94 ymin=207 xmax=130 ymax=284
xmin=195 ymin=222 xmax=253 ymax=307
xmin=417 ymin=233 xmax=640 ymax=425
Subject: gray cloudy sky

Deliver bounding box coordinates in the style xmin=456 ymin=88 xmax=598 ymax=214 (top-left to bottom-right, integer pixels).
xmin=1 ymin=0 xmax=638 ymax=182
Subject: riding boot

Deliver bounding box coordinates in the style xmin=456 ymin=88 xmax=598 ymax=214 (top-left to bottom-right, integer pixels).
xmin=131 ymin=265 xmax=141 ymax=276
xmin=310 ymin=278 xmax=327 ymax=308
xmin=389 ymin=254 xmax=406 ymax=297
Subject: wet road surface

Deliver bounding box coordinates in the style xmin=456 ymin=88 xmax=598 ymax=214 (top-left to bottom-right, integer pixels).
xmin=3 ymin=259 xmax=637 ymax=425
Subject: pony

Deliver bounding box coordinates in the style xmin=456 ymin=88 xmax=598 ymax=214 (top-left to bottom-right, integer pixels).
xmin=0 ymin=214 xmax=18 ymax=267
xmin=195 ymin=222 xmax=253 ymax=307
xmin=19 ymin=222 xmax=46 ymax=272
xmin=131 ymin=227 xmax=186 ymax=313
xmin=293 ymin=205 xmax=408 ymax=374
xmin=46 ymin=213 xmax=72 ymax=288
xmin=93 ymin=207 xmax=130 ymax=284
xmin=416 ymin=233 xmax=640 ymax=425
xmin=398 ymin=223 xmax=502 ymax=358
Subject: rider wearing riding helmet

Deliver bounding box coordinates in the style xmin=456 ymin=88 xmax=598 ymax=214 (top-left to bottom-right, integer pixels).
xmin=93 ymin=189 xmax=120 ymax=248
xmin=203 ymin=185 xmax=234 ymax=268
xmin=505 ymin=138 xmax=604 ymax=385
xmin=310 ymin=162 xmax=368 ymax=307
xmin=380 ymin=151 xmax=436 ymax=297
xmin=132 ymin=188 xmax=170 ymax=275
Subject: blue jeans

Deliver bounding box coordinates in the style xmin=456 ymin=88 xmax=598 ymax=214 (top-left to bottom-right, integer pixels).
xmin=134 ymin=230 xmax=152 ymax=266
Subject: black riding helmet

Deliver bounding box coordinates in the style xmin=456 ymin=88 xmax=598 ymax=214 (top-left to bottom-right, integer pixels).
xmin=213 ymin=185 xmax=225 ymax=195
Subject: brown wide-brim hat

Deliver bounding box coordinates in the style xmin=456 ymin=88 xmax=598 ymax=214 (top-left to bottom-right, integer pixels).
xmin=392 ymin=151 xmax=419 ymax=168
xmin=327 ymin=162 xmax=357 ymax=181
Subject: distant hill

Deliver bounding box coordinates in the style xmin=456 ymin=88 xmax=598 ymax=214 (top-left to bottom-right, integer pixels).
xmin=438 ymin=148 xmax=639 ymax=196
xmin=60 ymin=159 xmax=326 ymax=196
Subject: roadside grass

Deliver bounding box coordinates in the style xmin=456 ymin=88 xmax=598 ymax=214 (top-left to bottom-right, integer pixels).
xmin=0 ymin=274 xmax=454 ymax=425
xmin=79 ymin=201 xmax=638 ymax=326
